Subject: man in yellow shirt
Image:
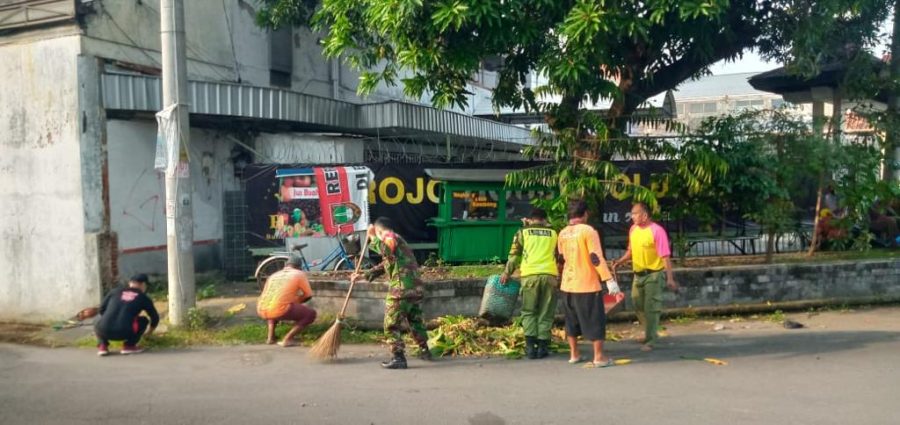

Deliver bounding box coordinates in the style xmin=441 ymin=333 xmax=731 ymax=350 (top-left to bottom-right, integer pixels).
xmin=257 ymin=256 xmax=317 ymax=347
xmin=500 ymin=208 xmax=558 ymax=359
xmin=612 ymin=202 xmax=678 ymax=352
xmin=557 ymin=200 xmax=620 ymax=367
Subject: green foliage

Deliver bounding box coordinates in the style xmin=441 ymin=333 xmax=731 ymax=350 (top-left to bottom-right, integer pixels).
xmin=258 ymin=0 xmax=892 ymax=122
xmin=186 ymin=308 xmax=214 ymax=331
xmin=427 ymin=315 xmax=563 ymax=358
xmin=256 ymin=0 xmax=893 ymax=223
xmin=197 ymin=284 xmax=218 ymax=301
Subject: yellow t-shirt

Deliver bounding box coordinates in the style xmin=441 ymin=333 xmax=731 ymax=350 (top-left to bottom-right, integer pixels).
xmin=558 ymin=223 xmax=613 ymax=293
xmin=257 ymin=269 xmax=312 ymax=320
xmin=629 ymin=223 xmax=671 ymax=272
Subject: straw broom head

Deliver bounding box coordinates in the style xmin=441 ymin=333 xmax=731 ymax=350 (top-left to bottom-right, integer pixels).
xmin=307 ymin=317 xmax=343 ymax=361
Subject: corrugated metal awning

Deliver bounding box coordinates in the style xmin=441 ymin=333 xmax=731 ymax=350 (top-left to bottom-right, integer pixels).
xmin=101 ymin=73 xmax=534 ymax=146
xmin=425 ymin=168 xmax=511 ymax=182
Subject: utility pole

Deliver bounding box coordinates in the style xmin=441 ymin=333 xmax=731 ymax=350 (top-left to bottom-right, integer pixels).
xmin=885 ymin=0 xmax=900 ymax=181
xmin=161 ymin=0 xmax=195 ymax=326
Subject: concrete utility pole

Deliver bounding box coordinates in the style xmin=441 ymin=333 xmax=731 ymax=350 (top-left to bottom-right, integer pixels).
xmin=161 ymin=0 xmax=195 ymax=326
xmin=885 ymin=1 xmax=900 ymax=181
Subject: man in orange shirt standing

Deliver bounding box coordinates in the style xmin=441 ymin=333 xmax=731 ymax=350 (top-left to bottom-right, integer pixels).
xmin=257 ymin=256 xmax=318 ymax=347
xmin=557 ymin=200 xmax=620 ymax=367
xmin=612 ymin=202 xmax=678 ymax=352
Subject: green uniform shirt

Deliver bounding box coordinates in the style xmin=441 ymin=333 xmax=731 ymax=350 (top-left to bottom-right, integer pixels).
xmin=504 ymin=224 xmax=559 ymax=277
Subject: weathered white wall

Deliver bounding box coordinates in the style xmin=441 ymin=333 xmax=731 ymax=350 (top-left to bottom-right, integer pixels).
xmin=78 ymin=0 xmax=490 ymax=109
xmin=106 ymin=119 xmax=239 ymax=276
xmin=254 ymin=133 xmax=364 ymax=164
xmin=0 ymin=36 xmax=102 ymax=321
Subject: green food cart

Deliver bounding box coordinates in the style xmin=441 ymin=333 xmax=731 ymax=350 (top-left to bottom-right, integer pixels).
xmin=426 ymin=168 xmax=552 ymax=263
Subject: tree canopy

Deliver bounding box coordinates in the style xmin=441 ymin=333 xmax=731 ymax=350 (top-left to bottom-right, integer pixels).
xmin=257 ymin=0 xmax=893 ymax=125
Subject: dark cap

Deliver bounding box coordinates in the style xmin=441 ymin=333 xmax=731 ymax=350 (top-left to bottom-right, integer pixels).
xmin=129 ymin=274 xmax=149 ymax=284
xmin=287 ymin=255 xmax=304 ymax=268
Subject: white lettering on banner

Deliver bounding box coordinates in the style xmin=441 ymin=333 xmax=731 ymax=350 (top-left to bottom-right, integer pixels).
xmin=324 ymin=168 xmax=341 ymax=195
xmin=289 ymin=187 xmax=319 ymax=199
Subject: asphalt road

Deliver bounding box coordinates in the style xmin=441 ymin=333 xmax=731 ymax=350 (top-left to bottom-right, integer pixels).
xmin=2 ymin=307 xmax=899 ymax=425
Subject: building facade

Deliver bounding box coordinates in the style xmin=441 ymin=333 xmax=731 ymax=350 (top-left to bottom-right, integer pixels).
xmin=0 ymin=0 xmax=531 ymax=321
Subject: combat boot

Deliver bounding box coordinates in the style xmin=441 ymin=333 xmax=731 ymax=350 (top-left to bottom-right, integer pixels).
xmin=536 ymin=339 xmax=550 ymax=359
xmin=417 ymin=346 xmax=434 ymax=361
xmin=381 ymin=353 xmax=408 ymax=369
xmin=525 ymin=336 xmax=538 ymax=359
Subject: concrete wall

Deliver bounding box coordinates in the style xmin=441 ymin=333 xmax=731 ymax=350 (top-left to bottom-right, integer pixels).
xmin=304 ymin=259 xmax=900 ymax=329
xmin=0 ymin=36 xmax=103 ymax=321
xmin=78 ymin=0 xmax=488 ymax=108
xmin=106 ymin=119 xmax=239 ymax=277
xmin=254 ymin=133 xmax=364 ymax=164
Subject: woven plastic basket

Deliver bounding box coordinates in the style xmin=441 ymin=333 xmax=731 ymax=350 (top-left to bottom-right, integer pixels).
xmin=478 ymin=274 xmax=521 ymax=322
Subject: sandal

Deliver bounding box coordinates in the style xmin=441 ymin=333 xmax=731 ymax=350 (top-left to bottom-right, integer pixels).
xmin=568 ymin=356 xmax=587 ymax=364
xmin=582 ymin=359 xmax=615 ymax=368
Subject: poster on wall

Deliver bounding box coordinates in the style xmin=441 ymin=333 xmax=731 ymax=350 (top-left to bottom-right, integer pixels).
xmin=260 ymin=166 xmax=372 ymax=242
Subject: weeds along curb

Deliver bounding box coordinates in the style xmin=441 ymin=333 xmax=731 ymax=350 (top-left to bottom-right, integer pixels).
xmin=602 ymin=295 xmax=900 ymax=323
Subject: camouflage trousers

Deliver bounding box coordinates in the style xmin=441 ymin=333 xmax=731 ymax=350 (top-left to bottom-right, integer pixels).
xmin=384 ymin=297 xmax=429 ymax=356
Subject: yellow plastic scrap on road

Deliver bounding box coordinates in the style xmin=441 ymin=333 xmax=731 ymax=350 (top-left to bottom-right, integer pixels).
xmin=680 ymin=355 xmax=728 ymax=366
xmin=226 ymin=303 xmax=247 ymax=315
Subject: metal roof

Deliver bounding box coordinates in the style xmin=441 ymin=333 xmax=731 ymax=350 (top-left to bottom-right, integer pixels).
xmin=424 ymin=168 xmax=511 ymax=182
xmin=673 ymin=72 xmax=773 ymax=100
xmin=101 ymin=73 xmax=535 ymax=146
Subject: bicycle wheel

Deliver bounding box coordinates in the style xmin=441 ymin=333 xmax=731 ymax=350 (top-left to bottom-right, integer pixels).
xmin=255 ymin=256 xmax=288 ymax=291
xmin=333 ymin=255 xmax=373 ymax=271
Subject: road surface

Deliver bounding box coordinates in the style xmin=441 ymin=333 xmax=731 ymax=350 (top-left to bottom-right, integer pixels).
xmin=2 ymin=307 xmax=899 ymax=425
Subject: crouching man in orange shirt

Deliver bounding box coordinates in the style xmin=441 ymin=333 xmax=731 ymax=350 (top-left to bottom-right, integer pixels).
xmin=257 ymin=256 xmax=317 ymax=347
xmin=557 ymin=200 xmax=621 ymax=368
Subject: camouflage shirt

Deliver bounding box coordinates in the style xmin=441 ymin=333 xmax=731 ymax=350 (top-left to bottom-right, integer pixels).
xmin=365 ymin=232 xmax=424 ymax=300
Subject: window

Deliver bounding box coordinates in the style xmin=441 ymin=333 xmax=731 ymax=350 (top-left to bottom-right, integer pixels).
xmin=505 ymin=191 xmax=553 ymax=221
xmin=269 ymin=27 xmax=293 ymax=88
xmin=451 ymin=191 xmax=499 ymax=221
xmin=735 ymin=99 xmax=766 ymax=112
xmin=772 ymin=99 xmax=791 ymax=109
xmin=688 ymin=102 xmax=717 ymax=114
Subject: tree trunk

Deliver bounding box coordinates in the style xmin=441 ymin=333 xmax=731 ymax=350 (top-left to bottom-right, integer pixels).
xmin=766 ymin=227 xmax=776 ymax=264
xmin=807 ymin=96 xmax=840 ymax=256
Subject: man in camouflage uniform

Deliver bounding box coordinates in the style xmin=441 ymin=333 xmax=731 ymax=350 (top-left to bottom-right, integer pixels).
xmin=351 ymin=217 xmax=430 ymax=369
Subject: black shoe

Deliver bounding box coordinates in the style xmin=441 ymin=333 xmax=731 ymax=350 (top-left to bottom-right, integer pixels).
xmin=536 ymin=339 xmax=550 ymax=359
xmin=417 ymin=347 xmax=434 ymax=361
xmin=525 ymin=336 xmax=538 ymax=360
xmin=381 ymin=354 xmax=408 ymax=369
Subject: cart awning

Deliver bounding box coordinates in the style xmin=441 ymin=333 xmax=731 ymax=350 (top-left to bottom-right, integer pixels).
xmin=424 ymin=168 xmax=512 ymax=182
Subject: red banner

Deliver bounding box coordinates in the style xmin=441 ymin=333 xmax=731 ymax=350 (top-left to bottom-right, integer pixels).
xmin=315 ymin=167 xmax=353 ymax=235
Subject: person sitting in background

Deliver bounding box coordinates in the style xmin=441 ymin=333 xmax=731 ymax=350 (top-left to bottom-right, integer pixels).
xmin=94 ymin=274 xmax=159 ymax=356
xmin=257 ymin=256 xmax=317 ymax=347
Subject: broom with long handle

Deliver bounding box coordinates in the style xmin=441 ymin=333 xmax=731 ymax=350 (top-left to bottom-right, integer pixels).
xmin=308 ymin=233 xmax=370 ymax=361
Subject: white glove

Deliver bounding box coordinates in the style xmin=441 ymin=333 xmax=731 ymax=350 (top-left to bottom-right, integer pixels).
xmin=606 ymin=279 xmax=621 ymax=295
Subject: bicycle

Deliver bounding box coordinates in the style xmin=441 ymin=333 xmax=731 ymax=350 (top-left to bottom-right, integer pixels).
xmin=254 ymin=234 xmax=372 ymax=291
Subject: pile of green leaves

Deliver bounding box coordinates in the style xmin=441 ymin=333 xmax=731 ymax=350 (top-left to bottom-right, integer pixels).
xmin=427 ymin=316 xmax=565 ymax=359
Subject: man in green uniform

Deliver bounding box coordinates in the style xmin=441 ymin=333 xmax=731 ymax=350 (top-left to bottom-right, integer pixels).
xmin=500 ymin=208 xmax=559 ymax=359
xmin=351 ymin=217 xmax=430 ymax=369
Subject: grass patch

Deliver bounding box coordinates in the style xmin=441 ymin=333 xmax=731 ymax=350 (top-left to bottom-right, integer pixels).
xmin=74 ymin=315 xmax=383 ymax=350
xmin=447 ymin=265 xmax=504 ymax=279
xmin=669 ymin=309 xmax=700 ymax=325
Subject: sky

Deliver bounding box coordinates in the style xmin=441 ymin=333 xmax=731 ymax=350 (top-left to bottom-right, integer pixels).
xmin=709 ymin=50 xmax=778 ymax=75
xmin=709 ymin=18 xmax=894 ymax=76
